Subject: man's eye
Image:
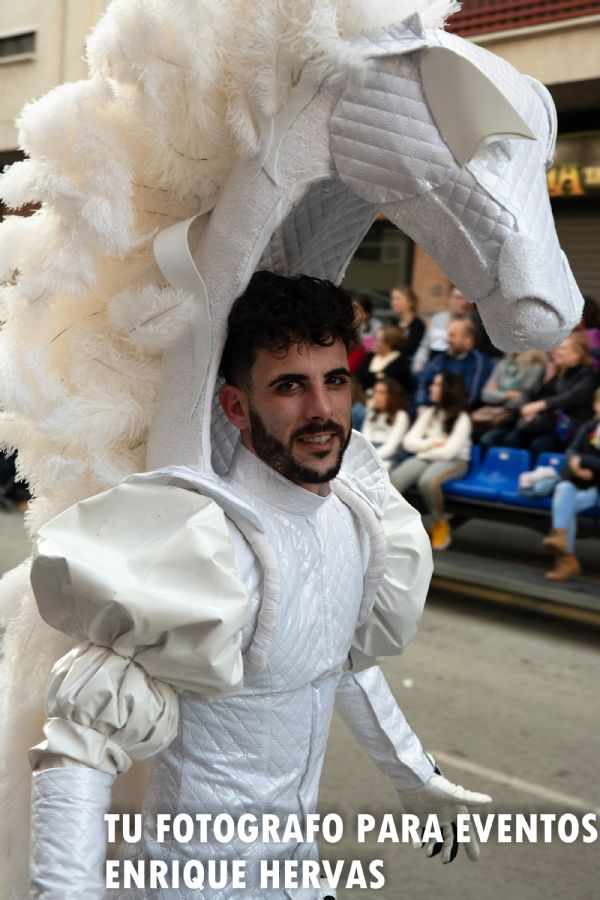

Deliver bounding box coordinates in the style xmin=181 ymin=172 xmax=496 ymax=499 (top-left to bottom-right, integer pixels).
xmin=327 ymin=376 xmax=350 ymax=387
xmin=277 ymin=381 xmax=300 ymax=393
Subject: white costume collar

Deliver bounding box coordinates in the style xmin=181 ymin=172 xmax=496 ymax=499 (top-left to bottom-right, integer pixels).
xmin=228 ymin=443 xmax=332 ymax=517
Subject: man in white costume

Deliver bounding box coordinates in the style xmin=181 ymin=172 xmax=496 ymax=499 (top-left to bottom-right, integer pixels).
xmin=28 ymin=271 xmax=490 ymax=899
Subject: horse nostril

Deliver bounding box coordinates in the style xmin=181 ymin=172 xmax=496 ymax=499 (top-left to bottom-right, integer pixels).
xmin=476 ymin=287 xmax=571 ymax=352
xmin=509 ymin=297 xmax=562 ymax=349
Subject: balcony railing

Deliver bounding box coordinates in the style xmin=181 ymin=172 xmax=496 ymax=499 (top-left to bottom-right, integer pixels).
xmin=446 ymin=0 xmax=600 ymax=36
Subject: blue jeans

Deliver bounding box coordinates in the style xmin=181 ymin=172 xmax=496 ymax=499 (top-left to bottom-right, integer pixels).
xmin=551 ymin=480 xmax=598 ymax=552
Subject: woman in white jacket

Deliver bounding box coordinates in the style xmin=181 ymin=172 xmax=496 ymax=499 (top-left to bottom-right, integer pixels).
xmin=391 ymin=372 xmax=471 ymax=550
xmin=361 ymin=378 xmax=410 ymax=469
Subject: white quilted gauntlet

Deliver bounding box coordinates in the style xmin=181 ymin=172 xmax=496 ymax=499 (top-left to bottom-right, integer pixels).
xmin=30 ymin=766 xmax=113 ymax=899
xmin=399 ymin=770 xmax=492 ymax=864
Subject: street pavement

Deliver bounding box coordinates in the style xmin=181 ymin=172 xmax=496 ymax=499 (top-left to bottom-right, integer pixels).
xmin=1 ymin=512 xmax=599 ymax=899
xmin=319 ymin=593 xmax=600 ymax=899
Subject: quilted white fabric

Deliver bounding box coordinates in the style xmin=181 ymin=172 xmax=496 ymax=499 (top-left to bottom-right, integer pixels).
xmin=107 ymin=443 xmax=431 ymax=899
xmin=30 ymin=767 xmax=113 ymax=899
xmin=148 ymin=16 xmax=582 ymax=477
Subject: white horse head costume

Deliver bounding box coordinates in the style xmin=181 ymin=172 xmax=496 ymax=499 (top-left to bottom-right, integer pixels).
xmin=148 ymin=11 xmax=579 ymax=475
xmin=0 ymin=0 xmax=583 ymax=895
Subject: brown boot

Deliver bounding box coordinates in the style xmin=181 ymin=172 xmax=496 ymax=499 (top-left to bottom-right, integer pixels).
xmin=542 ymin=528 xmax=569 ymax=555
xmin=546 ymin=554 xmax=581 ymax=581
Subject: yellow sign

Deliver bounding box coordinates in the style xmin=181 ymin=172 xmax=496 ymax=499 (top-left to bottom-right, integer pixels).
xmin=547 ymin=164 xmax=586 ymax=197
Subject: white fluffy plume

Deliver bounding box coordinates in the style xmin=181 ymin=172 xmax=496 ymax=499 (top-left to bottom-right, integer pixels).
xmin=0 ymin=3 xmax=458 ymax=895
xmin=0 ymin=0 xmax=458 ymax=529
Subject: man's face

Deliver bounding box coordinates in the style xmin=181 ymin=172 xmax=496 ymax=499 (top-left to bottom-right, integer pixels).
xmin=221 ymin=339 xmax=352 ymax=493
xmin=446 ymin=320 xmax=470 ymax=356
xmin=448 ymin=288 xmax=470 ymax=316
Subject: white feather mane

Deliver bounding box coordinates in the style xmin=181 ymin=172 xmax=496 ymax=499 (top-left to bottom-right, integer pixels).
xmin=0 ymin=0 xmax=458 ymax=531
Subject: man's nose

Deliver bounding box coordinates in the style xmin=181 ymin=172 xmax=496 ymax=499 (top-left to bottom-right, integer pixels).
xmin=305 ymin=384 xmax=332 ymax=420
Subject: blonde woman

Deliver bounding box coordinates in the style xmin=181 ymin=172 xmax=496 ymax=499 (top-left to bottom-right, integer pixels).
xmin=503 ymin=333 xmax=596 ymax=458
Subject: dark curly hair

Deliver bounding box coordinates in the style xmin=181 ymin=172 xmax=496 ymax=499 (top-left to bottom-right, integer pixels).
xmin=220 ymin=271 xmax=359 ymax=388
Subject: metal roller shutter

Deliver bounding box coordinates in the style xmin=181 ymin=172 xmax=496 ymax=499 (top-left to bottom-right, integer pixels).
xmin=554 ymin=204 xmax=600 ymax=300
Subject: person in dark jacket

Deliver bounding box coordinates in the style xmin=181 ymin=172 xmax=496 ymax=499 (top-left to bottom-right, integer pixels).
xmin=355 ymin=324 xmax=411 ymax=394
xmin=390 ymin=285 xmax=425 ymax=364
xmin=413 ymin=318 xmax=492 ymax=411
xmin=542 ymin=386 xmax=600 ymax=580
xmin=502 ymin=332 xmax=596 ymax=459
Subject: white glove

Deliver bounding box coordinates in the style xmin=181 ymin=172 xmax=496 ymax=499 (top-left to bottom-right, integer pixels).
xmin=30 ymin=765 xmax=113 ymax=899
xmin=399 ymin=766 xmax=492 ymax=864
xmin=319 ymin=877 xmax=337 ymax=899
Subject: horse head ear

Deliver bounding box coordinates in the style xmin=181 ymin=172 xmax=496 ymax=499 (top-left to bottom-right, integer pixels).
xmin=420 ymin=47 xmax=536 ymax=167
xmin=348 ymin=13 xmax=429 ymax=58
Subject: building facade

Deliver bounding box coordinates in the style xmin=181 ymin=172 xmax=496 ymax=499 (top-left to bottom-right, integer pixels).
xmin=0 ymin=0 xmax=109 ymax=212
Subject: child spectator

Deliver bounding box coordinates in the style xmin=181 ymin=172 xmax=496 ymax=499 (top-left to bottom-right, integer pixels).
xmin=355 ymin=324 xmax=411 ymax=394
xmin=361 ymin=378 xmax=409 ymax=469
xmin=392 ymin=371 xmax=471 ymax=550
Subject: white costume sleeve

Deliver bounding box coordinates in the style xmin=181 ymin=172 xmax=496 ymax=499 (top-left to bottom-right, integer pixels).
xmin=335 ymin=666 xmax=434 ymax=789
xmin=28 ymin=480 xmax=250 ymax=898
xmin=351 ymin=484 xmax=433 ymax=659
xmin=30 ymin=767 xmax=113 ymax=899
xmin=29 ymin=480 xmax=250 ymax=774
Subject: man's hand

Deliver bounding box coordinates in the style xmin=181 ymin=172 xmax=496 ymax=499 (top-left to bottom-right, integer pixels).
xmin=400 ymin=769 xmax=492 ymax=864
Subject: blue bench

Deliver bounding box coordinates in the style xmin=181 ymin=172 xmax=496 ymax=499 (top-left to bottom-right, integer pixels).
xmin=441 ymin=446 xmax=600 ymax=524
xmin=497 ymin=452 xmax=565 ymax=510
xmin=444 ymin=447 xmax=530 ymax=502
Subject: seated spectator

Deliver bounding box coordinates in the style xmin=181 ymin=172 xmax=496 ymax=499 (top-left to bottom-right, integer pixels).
xmin=351 ymin=377 xmax=367 ymax=431
xmin=348 ymin=333 xmax=367 ymax=376
xmin=579 ymin=295 xmax=600 ymax=373
xmin=413 ymin=318 xmax=492 ymax=412
xmin=390 ymin=285 xmax=425 ymax=364
xmin=501 ymin=333 xmax=596 ymax=459
xmin=361 ymin=378 xmax=409 ymax=470
xmin=392 ymin=372 xmax=471 ymax=550
xmin=468 ymin=304 xmax=504 ymax=359
xmin=412 ymin=284 xmax=470 ymax=373
xmin=355 ymin=324 xmax=411 ymax=394
xmin=476 ymin=350 xmax=546 ymax=448
xmin=542 ymin=387 xmax=600 ymax=581
xmin=354 ymin=295 xmax=383 ymax=352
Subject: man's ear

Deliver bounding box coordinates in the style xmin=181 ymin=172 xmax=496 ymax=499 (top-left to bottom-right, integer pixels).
xmin=219 ymin=384 xmax=250 ymax=431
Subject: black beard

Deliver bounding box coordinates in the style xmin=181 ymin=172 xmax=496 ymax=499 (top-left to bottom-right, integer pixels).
xmin=248 ymin=406 xmax=351 ymax=485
